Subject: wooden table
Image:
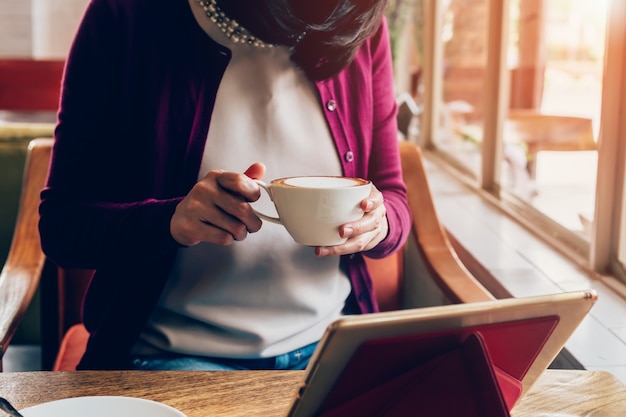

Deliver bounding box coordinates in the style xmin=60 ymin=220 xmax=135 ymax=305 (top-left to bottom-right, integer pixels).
xmin=1 ymin=369 xmax=625 ymax=416
xmin=454 ymin=111 xmax=596 ymax=179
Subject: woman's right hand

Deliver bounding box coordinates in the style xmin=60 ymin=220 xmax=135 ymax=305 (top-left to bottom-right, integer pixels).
xmin=170 ymin=163 xmax=266 ymax=247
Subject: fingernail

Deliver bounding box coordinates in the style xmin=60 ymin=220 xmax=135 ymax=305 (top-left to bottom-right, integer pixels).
xmin=316 ymin=247 xmax=329 ymax=257
xmin=342 ymin=227 xmax=354 ymax=238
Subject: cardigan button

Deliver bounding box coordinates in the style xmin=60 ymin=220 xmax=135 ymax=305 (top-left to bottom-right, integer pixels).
xmin=344 ymin=151 xmax=354 ymax=162
xmin=326 ymin=100 xmax=337 ymax=111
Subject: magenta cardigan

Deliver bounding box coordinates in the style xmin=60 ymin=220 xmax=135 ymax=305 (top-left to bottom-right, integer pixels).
xmin=38 ymin=0 xmax=411 ymax=369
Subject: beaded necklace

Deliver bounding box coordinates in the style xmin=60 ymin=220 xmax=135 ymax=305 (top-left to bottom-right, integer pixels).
xmin=196 ymin=0 xmax=274 ymax=48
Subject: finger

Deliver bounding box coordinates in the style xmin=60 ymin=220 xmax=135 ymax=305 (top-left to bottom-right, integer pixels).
xmin=315 ymin=229 xmax=379 ymax=257
xmin=316 ymin=209 xmax=389 ymax=257
xmin=210 ymin=191 xmax=263 ymax=234
xmin=172 ymin=172 xmax=263 ymax=246
xmin=180 ymin=198 xmax=260 ymax=244
xmin=361 ymin=188 xmax=384 ymax=212
xmin=244 ymin=162 xmax=266 ymax=180
xmin=216 ymin=171 xmax=262 ymax=203
xmin=195 ymin=220 xmax=239 ymax=246
xmin=171 ymin=196 xmax=252 ymax=246
xmin=200 ymin=210 xmax=250 ymax=242
xmin=192 ymin=175 xmax=263 ymax=236
xmin=341 ymin=205 xmax=387 ymax=239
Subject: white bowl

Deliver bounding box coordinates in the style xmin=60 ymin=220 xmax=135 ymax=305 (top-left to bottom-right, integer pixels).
xmin=20 ymin=396 xmax=187 ymax=417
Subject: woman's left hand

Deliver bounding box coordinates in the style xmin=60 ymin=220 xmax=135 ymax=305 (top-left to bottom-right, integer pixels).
xmin=315 ymin=185 xmax=388 ymax=257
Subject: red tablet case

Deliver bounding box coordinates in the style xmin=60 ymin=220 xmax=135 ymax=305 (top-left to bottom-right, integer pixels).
xmin=316 ymin=316 xmax=560 ymax=417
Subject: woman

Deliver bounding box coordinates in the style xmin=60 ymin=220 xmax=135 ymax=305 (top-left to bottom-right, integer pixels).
xmin=39 ymin=0 xmax=411 ymax=370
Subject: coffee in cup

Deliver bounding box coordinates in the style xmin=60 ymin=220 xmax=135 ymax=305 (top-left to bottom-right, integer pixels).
xmin=253 ymin=176 xmax=372 ymax=246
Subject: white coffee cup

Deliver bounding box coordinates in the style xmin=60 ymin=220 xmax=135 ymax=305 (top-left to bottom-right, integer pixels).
xmin=253 ymin=176 xmax=372 ymax=246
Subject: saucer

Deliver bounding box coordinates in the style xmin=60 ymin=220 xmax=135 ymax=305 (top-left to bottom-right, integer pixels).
xmin=20 ymin=396 xmax=187 ymax=417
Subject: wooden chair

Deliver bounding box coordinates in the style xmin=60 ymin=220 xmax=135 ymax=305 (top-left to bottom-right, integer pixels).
xmin=0 ymin=139 xmax=51 ymax=371
xmin=0 ymin=138 xmax=494 ymax=371
xmin=366 ymin=140 xmax=494 ymax=311
xmin=505 ymin=110 xmax=596 ymax=177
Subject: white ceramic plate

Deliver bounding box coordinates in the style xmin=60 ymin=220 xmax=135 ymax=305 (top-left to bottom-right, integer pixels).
xmin=20 ymin=396 xmax=187 ymax=417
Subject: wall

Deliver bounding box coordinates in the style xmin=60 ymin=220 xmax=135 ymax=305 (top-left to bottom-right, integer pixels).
xmin=0 ymin=0 xmax=32 ymax=56
xmin=0 ymin=0 xmax=88 ymax=58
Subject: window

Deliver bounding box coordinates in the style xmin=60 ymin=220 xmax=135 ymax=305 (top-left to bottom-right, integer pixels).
xmin=413 ymin=0 xmax=626 ymax=283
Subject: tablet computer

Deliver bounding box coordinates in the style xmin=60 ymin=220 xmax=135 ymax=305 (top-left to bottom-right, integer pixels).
xmin=287 ymin=290 xmax=597 ymax=417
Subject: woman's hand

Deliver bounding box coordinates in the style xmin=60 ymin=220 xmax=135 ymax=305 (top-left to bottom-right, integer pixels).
xmin=170 ymin=163 xmax=266 ymax=247
xmin=315 ymin=185 xmax=388 ymax=257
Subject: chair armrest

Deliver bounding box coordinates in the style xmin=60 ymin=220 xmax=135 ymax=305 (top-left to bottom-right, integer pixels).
xmin=0 ymin=138 xmax=52 ymax=370
xmin=399 ymin=141 xmax=495 ymax=304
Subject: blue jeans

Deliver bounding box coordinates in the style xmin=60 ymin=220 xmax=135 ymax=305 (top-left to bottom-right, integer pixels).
xmin=129 ymin=342 xmax=318 ymax=371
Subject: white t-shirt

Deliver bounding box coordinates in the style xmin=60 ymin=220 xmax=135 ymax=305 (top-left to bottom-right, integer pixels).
xmin=133 ymin=0 xmax=351 ymax=358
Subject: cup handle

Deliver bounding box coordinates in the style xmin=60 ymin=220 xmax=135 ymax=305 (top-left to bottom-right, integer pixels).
xmin=253 ymin=180 xmax=282 ymax=225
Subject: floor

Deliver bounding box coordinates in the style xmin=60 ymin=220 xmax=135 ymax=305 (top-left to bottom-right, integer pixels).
xmin=423 ymin=152 xmax=626 ymax=384
xmin=4 ymin=151 xmax=626 ymax=382
xmin=3 ymin=345 xmax=41 ymax=372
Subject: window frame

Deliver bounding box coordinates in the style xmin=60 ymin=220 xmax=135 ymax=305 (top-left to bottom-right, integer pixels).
xmin=415 ymin=0 xmax=626 ymax=283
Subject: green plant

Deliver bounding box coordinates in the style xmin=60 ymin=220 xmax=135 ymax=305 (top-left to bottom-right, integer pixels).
xmin=386 ymin=0 xmax=417 ymax=60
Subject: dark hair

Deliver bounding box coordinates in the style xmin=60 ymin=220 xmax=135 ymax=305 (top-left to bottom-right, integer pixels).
xmin=220 ymin=0 xmax=389 ymax=80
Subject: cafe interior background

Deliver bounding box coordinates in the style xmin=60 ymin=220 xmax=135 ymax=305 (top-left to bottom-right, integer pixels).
xmin=1 ymin=0 xmax=625 ymax=382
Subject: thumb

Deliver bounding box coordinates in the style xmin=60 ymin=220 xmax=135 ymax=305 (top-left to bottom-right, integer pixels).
xmin=244 ymin=162 xmax=266 ymax=180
